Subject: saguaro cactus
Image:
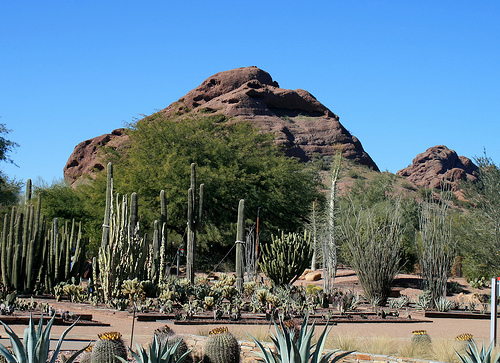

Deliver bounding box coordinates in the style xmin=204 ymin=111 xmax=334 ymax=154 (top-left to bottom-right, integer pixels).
xmin=186 ymin=163 xmax=204 ymax=284
xmin=235 ymin=199 xmax=245 ymax=292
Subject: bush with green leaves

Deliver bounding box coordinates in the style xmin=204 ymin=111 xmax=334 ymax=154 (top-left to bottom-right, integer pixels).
xmin=118 ymin=334 xmax=191 ymax=363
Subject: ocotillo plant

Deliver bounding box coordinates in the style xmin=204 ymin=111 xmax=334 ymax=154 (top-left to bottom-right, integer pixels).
xmin=186 ymin=163 xmax=204 ymax=284
xmin=235 ymin=199 xmax=245 ymax=292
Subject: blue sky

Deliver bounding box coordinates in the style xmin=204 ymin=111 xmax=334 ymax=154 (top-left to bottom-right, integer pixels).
xmin=1 ymin=1 xmax=499 ymax=185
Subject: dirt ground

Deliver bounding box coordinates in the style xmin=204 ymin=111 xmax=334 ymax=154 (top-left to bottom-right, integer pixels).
xmin=0 ymin=268 xmax=494 ymax=351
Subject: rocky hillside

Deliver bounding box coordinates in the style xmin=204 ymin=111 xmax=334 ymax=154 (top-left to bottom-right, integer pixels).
xmin=64 ymin=66 xmax=378 ymax=185
xmin=397 ymin=145 xmax=478 ymax=191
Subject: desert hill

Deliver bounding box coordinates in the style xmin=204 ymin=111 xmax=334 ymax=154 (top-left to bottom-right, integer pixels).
xmin=64 ymin=66 xmax=378 ymax=185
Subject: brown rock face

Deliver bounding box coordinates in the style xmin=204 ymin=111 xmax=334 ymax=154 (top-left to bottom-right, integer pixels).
xmin=397 ymin=145 xmax=478 ymax=190
xmin=64 ymin=66 xmax=378 ymax=185
xmin=64 ymin=129 xmax=128 ymax=185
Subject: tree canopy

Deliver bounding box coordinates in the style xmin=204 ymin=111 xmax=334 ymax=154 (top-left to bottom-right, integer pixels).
xmin=80 ymin=112 xmax=322 ymax=256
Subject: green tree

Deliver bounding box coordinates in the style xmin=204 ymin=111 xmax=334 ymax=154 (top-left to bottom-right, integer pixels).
xmin=459 ymin=154 xmax=500 ymax=279
xmin=82 ymin=112 xmax=321 ymax=260
xmin=0 ymin=123 xmax=21 ymax=213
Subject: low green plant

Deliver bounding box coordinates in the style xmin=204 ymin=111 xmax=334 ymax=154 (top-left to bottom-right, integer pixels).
xmin=0 ymin=314 xmax=88 ymax=363
xmin=250 ymin=315 xmax=352 ymax=363
xmin=435 ymin=297 xmax=453 ymax=312
xmin=117 ymin=335 xmax=191 ymax=363
xmin=455 ymin=339 xmax=500 ymax=363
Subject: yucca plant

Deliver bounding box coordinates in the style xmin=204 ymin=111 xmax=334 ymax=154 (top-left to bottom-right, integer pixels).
xmin=455 ymin=339 xmax=500 ymax=363
xmin=250 ymin=315 xmax=352 ymax=363
xmin=0 ymin=314 xmax=88 ymax=363
xmin=117 ymin=335 xmax=191 ymax=363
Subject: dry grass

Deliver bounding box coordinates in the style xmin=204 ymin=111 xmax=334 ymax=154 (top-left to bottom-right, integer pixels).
xmin=324 ymin=333 xmax=481 ymax=362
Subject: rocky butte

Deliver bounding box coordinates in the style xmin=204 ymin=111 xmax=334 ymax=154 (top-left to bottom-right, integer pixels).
xmin=64 ymin=66 xmax=378 ymax=185
xmin=397 ymin=145 xmax=478 ymax=191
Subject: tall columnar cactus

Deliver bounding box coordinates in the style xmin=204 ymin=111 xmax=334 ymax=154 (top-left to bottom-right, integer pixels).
xmin=91 ymin=332 xmax=128 ymax=363
xmin=260 ymin=231 xmax=312 ymax=287
xmin=186 ymin=163 xmax=204 ymax=284
xmin=102 ymin=162 xmax=113 ymax=250
xmin=204 ymin=327 xmax=240 ymax=363
xmin=97 ymin=164 xmax=160 ymax=303
xmin=235 ymin=199 xmax=245 ymax=292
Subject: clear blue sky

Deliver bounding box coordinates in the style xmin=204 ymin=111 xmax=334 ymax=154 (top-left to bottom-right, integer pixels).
xmin=1 ymin=1 xmax=499 ymax=185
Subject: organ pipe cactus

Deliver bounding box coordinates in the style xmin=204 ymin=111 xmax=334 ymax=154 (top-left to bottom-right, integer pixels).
xmin=260 ymin=231 xmax=312 ymax=287
xmin=0 ymin=179 xmax=84 ymax=293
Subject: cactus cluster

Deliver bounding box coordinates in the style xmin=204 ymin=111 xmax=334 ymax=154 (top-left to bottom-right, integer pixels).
xmin=91 ymin=332 xmax=128 ymax=363
xmin=260 ymin=230 xmax=312 ymax=287
xmin=98 ymin=163 xmax=166 ymax=304
xmin=0 ymin=179 xmax=85 ymax=293
xmin=204 ymin=327 xmax=240 ymax=363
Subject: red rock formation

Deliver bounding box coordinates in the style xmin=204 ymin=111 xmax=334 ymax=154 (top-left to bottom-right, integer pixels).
xmin=397 ymin=145 xmax=478 ymax=190
xmin=64 ymin=66 xmax=378 ymax=185
xmin=64 ymin=129 xmax=128 ymax=185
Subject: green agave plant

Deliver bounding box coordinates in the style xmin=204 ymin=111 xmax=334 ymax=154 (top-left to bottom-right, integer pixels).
xmin=0 ymin=314 xmax=88 ymax=363
xmin=250 ymin=315 xmax=352 ymax=363
xmin=117 ymin=335 xmax=191 ymax=363
xmin=456 ymin=339 xmax=500 ymax=363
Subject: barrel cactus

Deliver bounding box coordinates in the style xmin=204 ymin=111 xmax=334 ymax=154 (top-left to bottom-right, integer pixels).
xmin=154 ymin=325 xmax=191 ymax=363
xmin=411 ymin=330 xmax=431 ymax=345
xmin=91 ymin=332 xmax=127 ymax=363
xmin=80 ymin=345 xmax=93 ymax=363
xmin=204 ymin=327 xmax=240 ymax=363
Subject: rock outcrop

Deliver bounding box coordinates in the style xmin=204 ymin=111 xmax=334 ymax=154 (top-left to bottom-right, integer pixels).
xmin=64 ymin=66 xmax=378 ymax=185
xmin=397 ymin=145 xmax=478 ymax=190
xmin=64 ymin=129 xmax=128 ymax=185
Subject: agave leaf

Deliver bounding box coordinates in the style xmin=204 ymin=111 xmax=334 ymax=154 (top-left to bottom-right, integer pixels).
xmin=249 ymin=334 xmax=278 ymax=363
xmin=0 ymin=343 xmax=16 ymax=363
xmin=48 ymin=317 xmax=82 ymax=363
xmin=63 ymin=344 xmax=92 ymax=363
xmin=0 ymin=319 xmax=27 ymax=363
